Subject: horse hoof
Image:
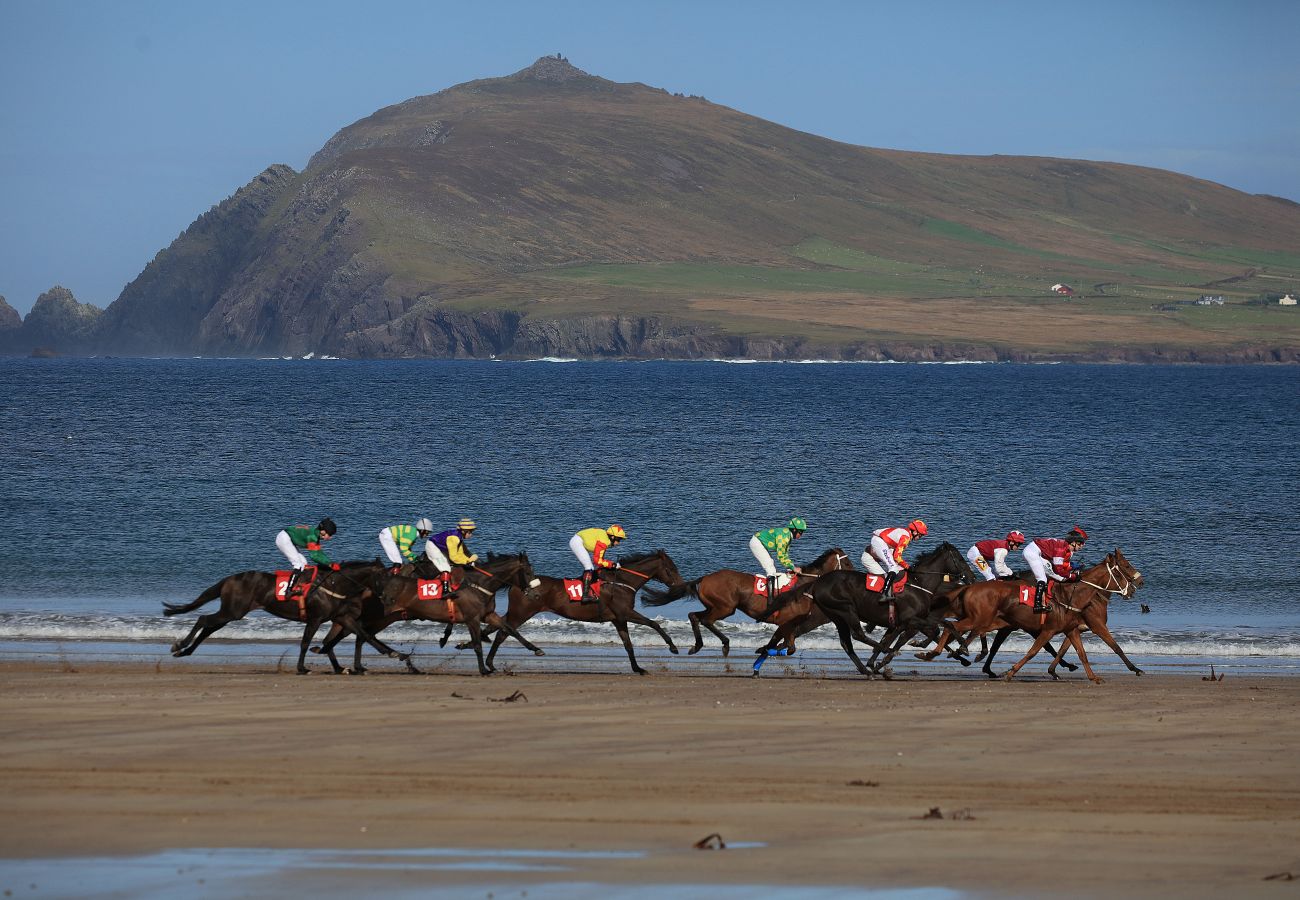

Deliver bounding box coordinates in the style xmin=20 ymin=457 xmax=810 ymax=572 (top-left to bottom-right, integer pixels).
xmin=533 ymin=649 xmax=545 ymax=657
xmin=687 ymin=647 xmax=701 ymax=656
xmin=1134 ymin=668 xmax=1145 ymax=676
xmin=309 ymin=645 xmax=321 ymax=654
xmin=171 ymin=650 xmax=183 ymax=658
xmin=634 ymin=668 xmax=648 ymax=676
xmin=957 ymin=657 xmax=971 ymax=668
xmin=720 ymin=645 xmax=730 ymax=657
xmin=1091 ymin=676 xmax=1106 ymax=684
xmin=668 ymin=646 xmax=680 ymax=655
xmin=297 ymin=669 xmax=312 ymax=675
xmin=1048 ymin=671 xmax=1060 ymax=680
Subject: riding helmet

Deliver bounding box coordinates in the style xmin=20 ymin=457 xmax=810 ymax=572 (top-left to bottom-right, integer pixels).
xmin=1067 ymin=526 xmax=1088 ymax=543
xmin=415 ymin=517 xmax=433 ymax=533
xmin=1007 ymin=530 xmax=1026 ymax=544
xmin=909 ymin=519 xmax=928 ymax=536
xmin=318 ymin=517 xmax=338 ymax=536
xmin=787 ymin=517 xmax=808 ymax=532
xmin=458 ymin=518 xmax=477 ymax=531
xmin=607 ymin=524 xmax=627 ymax=539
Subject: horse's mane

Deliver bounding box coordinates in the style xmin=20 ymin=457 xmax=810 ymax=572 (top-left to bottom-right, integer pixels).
xmin=807 ymin=546 xmax=844 ymax=568
xmin=617 ymin=549 xmax=662 ymax=566
xmin=485 ymin=550 xmax=526 ymax=563
xmin=913 ymin=542 xmax=958 ymax=565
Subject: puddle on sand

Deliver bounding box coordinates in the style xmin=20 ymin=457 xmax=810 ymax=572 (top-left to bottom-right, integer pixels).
xmin=0 ymin=846 xmax=965 ymax=899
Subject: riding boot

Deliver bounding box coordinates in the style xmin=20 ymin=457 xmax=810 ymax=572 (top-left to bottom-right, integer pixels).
xmin=286 ymin=569 xmax=302 ymax=599
xmin=756 ymin=578 xmax=779 ymax=621
xmin=581 ymin=570 xmax=598 ymax=604
xmin=878 ymin=571 xmax=895 ymax=601
xmin=1033 ymin=580 xmax=1047 ymax=614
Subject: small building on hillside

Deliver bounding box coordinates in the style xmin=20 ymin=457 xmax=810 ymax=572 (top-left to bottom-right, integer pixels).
xmin=1050 ymin=283 xmax=1074 ymax=296
xmin=1196 ymin=295 xmax=1226 ymax=305
xmin=1280 ymin=294 xmax=1297 ymax=306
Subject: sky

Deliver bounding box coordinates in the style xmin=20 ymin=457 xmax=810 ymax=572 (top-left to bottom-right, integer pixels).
xmin=1 ymin=0 xmax=1297 ymax=314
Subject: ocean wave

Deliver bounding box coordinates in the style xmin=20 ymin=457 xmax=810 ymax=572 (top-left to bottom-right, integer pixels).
xmin=3 ymin=612 xmax=1299 ymax=659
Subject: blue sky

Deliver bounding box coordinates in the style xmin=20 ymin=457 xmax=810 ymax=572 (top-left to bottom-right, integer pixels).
xmin=1 ymin=0 xmax=1297 ymax=314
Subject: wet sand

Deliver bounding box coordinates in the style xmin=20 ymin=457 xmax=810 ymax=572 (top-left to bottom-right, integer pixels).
xmin=1 ymin=659 xmax=1297 ymax=897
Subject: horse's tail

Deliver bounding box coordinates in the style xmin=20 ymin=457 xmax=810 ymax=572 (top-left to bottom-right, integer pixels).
xmin=641 ymin=577 xmax=700 ymax=607
xmin=163 ymin=579 xmax=224 ymax=617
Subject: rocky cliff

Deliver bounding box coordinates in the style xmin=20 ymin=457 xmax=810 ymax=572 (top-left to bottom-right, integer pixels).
xmin=3 ymin=287 xmax=103 ymax=355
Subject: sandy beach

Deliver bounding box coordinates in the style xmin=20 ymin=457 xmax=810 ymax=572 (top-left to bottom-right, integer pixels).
xmin=1 ymin=659 xmax=1297 ymax=897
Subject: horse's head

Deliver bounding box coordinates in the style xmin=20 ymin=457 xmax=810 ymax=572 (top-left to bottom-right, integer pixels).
xmin=617 ymin=550 xmax=681 ymax=587
xmin=925 ymin=542 xmax=979 ymax=587
xmin=484 ymin=551 xmax=541 ymax=592
xmin=653 ymin=549 xmax=684 ymax=587
xmin=1109 ymin=549 xmax=1143 ymax=597
xmin=516 ymin=551 xmax=542 ymax=591
xmin=808 ymin=547 xmax=853 ymax=573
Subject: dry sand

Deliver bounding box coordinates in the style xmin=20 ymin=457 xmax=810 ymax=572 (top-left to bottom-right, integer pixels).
xmin=1 ymin=660 xmax=1297 ymax=897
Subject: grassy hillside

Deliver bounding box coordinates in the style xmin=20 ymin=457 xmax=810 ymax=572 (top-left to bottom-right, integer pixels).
xmin=107 ymin=56 xmax=1300 ymax=359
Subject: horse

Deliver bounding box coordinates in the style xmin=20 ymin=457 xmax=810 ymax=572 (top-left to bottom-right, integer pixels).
xmin=639 ymin=547 xmax=854 ymax=656
xmin=483 ymin=549 xmax=684 ymax=675
xmin=755 ymin=542 xmax=979 ymax=677
xmin=314 ymin=552 xmax=542 ymax=676
xmin=162 ymin=560 xmax=408 ymax=674
xmin=924 ymin=549 xmax=1145 ymax=683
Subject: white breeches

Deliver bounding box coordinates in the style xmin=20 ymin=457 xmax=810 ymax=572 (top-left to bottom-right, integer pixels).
xmin=1022 ymin=543 xmax=1063 ymax=582
xmin=866 ymin=536 xmax=903 ymax=574
xmin=378 ymin=529 xmax=404 ymax=564
xmin=569 ymin=534 xmax=594 ymax=570
xmin=275 ymin=530 xmax=308 ymax=570
xmin=749 ymin=536 xmax=778 ymax=577
xmin=424 ymin=542 xmax=451 ymax=573
xmin=966 ymin=546 xmax=1012 ymax=581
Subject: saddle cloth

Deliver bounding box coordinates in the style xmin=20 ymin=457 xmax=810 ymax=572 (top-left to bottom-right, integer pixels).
xmin=864 ymin=571 xmax=907 ymax=595
xmin=753 ymin=573 xmax=796 ymax=595
xmin=416 ymin=573 xmax=460 ymax=601
xmin=1018 ymin=582 xmax=1054 ymax=606
xmin=275 ymin=567 xmax=317 ymax=602
xmin=563 ymin=577 xmax=602 ymax=602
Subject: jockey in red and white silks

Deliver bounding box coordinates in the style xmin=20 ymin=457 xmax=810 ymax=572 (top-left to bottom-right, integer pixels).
xmin=967 ymin=531 xmax=1025 ymax=581
xmin=1022 ymin=527 xmax=1088 ymax=611
xmin=861 ymin=520 xmax=928 ymax=598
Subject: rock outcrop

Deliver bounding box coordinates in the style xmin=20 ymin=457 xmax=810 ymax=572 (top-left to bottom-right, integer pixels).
xmin=0 ymin=296 xmax=20 ymax=334
xmin=6 ymin=287 xmax=103 ymax=355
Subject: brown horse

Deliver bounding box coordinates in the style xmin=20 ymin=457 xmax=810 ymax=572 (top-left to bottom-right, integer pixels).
xmin=639 ymin=547 xmax=853 ymax=656
xmin=163 ymin=560 xmax=407 ymax=674
xmin=924 ymin=549 xmax=1145 ymax=683
xmin=484 ymin=550 xmax=684 ymax=674
xmin=314 ymin=552 xmax=541 ymax=676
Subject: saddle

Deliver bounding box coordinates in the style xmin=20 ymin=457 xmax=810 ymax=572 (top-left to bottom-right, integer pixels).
xmin=864 ymin=571 xmax=907 ymax=595
xmin=1018 ymin=582 xmax=1054 ymax=609
xmin=275 ymin=567 xmax=318 ymax=620
xmin=753 ymin=573 xmax=797 ymax=598
xmin=564 ymin=576 xmax=603 ymax=603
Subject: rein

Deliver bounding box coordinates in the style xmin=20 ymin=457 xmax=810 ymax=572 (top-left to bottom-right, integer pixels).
xmin=1079 ymin=557 xmax=1140 ymax=599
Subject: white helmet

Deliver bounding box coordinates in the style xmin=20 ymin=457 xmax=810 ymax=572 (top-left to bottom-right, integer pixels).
xmin=415 ymin=517 xmax=433 ymax=533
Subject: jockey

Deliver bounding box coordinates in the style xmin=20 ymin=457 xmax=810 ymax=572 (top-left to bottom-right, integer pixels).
xmin=967 ymin=531 xmax=1026 ymax=581
xmin=379 ymin=517 xmax=433 ymax=572
xmin=570 ymin=524 xmax=626 ymax=600
xmin=275 ymin=518 xmax=337 ymax=594
xmin=751 ymin=517 xmax=807 ymax=619
xmin=861 ymin=519 xmax=928 ymax=598
xmin=1023 ymin=527 xmax=1088 ymax=613
xmin=426 ymin=518 xmax=480 ymax=575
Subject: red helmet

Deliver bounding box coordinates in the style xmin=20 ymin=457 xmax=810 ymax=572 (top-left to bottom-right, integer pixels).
xmin=1067 ymin=526 xmax=1088 ymax=543
xmin=908 ymin=519 xmax=928 ymax=536
xmin=1006 ymin=531 xmax=1026 ymax=544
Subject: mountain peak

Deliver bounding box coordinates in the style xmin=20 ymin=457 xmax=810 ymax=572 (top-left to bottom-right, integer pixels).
xmin=511 ymin=55 xmax=591 ymax=84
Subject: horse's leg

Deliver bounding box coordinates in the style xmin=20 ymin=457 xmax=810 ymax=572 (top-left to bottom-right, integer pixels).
xmin=464 ymin=616 xmax=491 ymax=676
xmin=310 ymin=621 xmax=349 ymax=674
xmin=613 ymin=618 xmax=647 ymax=675
xmin=971 ymin=633 xmax=989 ymax=663
xmin=983 ymin=626 xmax=1014 ymax=679
xmin=485 ymin=611 xmax=544 ymax=656
xmin=1002 ymin=628 xmax=1055 ymax=681
xmin=440 ymin=622 xmax=456 ymax=648
xmin=1064 ymin=628 xmax=1104 ymax=684
xmin=625 ymin=608 xmax=679 ymax=654
xmin=172 ymin=609 xmax=240 ymax=657
xmin=1085 ymin=618 xmax=1144 ymax=676
xmin=297 ymin=618 xmax=324 ymax=674
xmin=831 ymin=614 xmax=872 ymax=676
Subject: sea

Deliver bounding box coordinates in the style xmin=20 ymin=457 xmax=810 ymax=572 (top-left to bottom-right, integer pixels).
xmin=1 ymin=357 xmax=1297 ymax=677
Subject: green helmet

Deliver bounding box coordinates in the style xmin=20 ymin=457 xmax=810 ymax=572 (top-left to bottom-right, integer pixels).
xmin=787 ymin=517 xmax=807 ymax=532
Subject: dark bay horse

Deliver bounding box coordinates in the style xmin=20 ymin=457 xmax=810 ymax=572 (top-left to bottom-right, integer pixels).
xmin=163 ymin=560 xmax=407 ymax=674
xmin=927 ymin=549 xmax=1145 ymax=683
xmin=639 ymin=547 xmax=853 ymax=656
xmin=314 ymin=552 xmax=541 ymax=676
xmin=485 ymin=550 xmax=684 ymax=675
xmin=755 ymin=542 xmax=978 ymax=677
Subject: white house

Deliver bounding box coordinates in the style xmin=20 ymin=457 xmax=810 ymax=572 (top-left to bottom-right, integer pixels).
xmin=1280 ymin=294 xmax=1297 ymax=306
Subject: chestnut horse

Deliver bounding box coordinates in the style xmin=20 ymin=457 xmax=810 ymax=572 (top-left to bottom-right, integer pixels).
xmin=314 ymin=552 xmax=541 ymax=676
xmin=485 ymin=550 xmax=684 ymax=674
xmin=924 ymin=549 xmax=1145 ymax=683
xmin=639 ymin=547 xmax=853 ymax=656
xmin=754 ymin=542 xmax=978 ymax=677
xmin=163 ymin=560 xmax=407 ymax=674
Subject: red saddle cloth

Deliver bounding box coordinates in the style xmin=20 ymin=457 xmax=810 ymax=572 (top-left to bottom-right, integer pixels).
xmin=563 ymin=577 xmax=602 ymax=602
xmin=416 ymin=574 xmax=461 ymax=600
xmin=864 ymin=571 xmax=907 ymax=595
xmin=753 ymin=575 xmax=799 ymax=595
xmin=1018 ymin=582 xmax=1054 ymax=606
xmin=274 ymin=567 xmax=318 ymax=618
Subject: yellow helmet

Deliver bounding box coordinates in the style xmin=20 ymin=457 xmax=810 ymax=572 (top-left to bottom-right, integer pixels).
xmin=607 ymin=524 xmax=627 ymax=539
xmin=457 ymin=518 xmax=477 ymax=531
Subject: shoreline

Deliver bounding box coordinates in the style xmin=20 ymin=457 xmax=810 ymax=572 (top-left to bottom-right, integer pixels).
xmin=2 ymin=662 xmax=1297 ymax=897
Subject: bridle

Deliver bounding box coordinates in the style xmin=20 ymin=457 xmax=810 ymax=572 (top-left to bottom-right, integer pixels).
xmin=1079 ymin=556 xmax=1141 ymax=599
xmin=463 ymin=558 xmax=542 ymax=597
